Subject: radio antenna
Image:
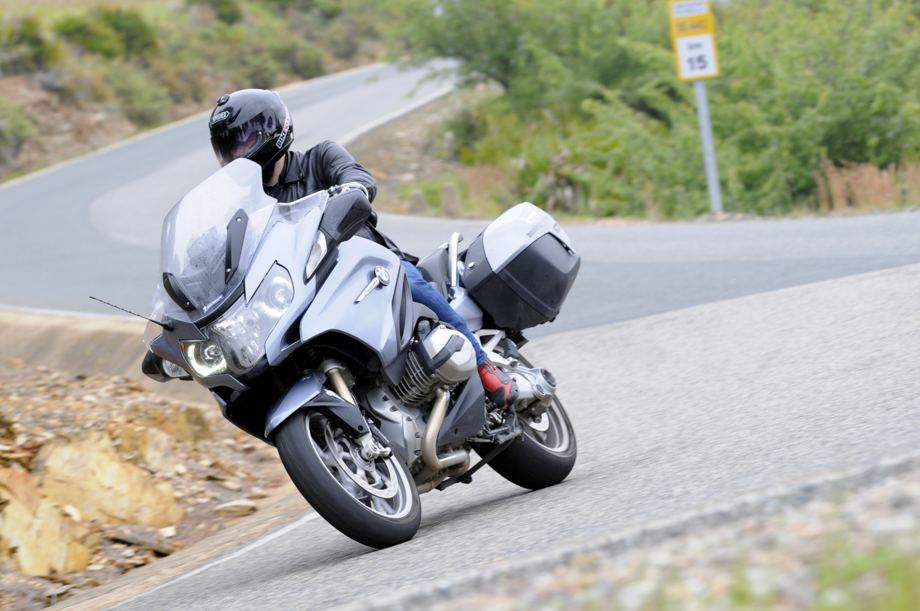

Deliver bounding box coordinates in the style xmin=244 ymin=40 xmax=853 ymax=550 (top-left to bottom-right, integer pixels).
xmin=89 ymin=296 xmax=174 ymax=331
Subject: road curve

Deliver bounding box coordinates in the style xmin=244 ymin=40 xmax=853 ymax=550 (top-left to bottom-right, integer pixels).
xmin=0 ymin=62 xmax=452 ymax=317
xmin=95 ymin=262 xmax=920 ymax=611
xmin=1 ymin=61 xmax=919 ymax=611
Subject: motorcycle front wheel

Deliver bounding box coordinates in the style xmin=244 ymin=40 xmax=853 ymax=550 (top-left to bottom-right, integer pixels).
xmin=275 ymin=410 xmax=421 ymax=548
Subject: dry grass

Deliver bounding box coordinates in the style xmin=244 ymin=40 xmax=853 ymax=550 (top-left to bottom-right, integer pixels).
xmin=816 ymin=160 xmax=920 ymax=212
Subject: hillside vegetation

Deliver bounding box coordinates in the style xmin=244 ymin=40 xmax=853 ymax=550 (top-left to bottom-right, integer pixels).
xmin=379 ymin=0 xmax=920 ymax=219
xmin=0 ymin=0 xmax=380 ymax=179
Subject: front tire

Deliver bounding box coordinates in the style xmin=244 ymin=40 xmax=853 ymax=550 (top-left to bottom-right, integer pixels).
xmin=275 ymin=410 xmax=421 ymax=548
xmin=475 ymin=394 xmax=577 ymax=490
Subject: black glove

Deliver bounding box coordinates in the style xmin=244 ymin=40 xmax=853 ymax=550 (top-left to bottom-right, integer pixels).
xmin=328 ymin=182 xmax=369 ymax=200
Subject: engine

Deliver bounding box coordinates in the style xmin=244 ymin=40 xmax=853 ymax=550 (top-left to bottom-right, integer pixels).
xmin=392 ymin=323 xmax=478 ymax=407
xmin=511 ymin=366 xmax=557 ymax=415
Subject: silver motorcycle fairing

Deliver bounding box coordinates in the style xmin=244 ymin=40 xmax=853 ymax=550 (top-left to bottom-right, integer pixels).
xmin=244 ymin=206 xmax=322 ymax=366
xmin=263 ymin=371 xmax=371 ymax=440
xmin=299 ymin=238 xmax=413 ymax=371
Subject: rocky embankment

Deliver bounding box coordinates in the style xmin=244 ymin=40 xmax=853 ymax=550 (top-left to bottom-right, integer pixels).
xmin=0 ymin=359 xmax=289 ymax=610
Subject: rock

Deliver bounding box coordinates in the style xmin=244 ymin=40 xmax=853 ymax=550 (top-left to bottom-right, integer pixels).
xmin=408 ymin=190 xmax=430 ymax=215
xmin=158 ymin=526 xmax=176 ymax=539
xmin=0 ymin=495 xmax=89 ymax=576
xmin=107 ymin=525 xmax=175 ymax=556
xmin=0 ymin=465 xmax=41 ymax=513
xmin=440 ymin=183 xmax=463 ymax=218
xmin=143 ymin=428 xmax=175 ymax=474
xmin=38 ymin=432 xmax=184 ymax=528
xmin=63 ymin=504 xmax=81 ymax=522
xmin=247 ymin=487 xmax=268 ymax=499
xmin=220 ymin=480 xmax=242 ymax=492
xmin=215 ymin=499 xmax=257 ymax=517
xmin=152 ymin=407 xmax=211 ymax=442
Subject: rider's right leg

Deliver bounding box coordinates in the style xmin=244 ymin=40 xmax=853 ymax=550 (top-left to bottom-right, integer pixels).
xmin=399 ymin=261 xmax=517 ymax=409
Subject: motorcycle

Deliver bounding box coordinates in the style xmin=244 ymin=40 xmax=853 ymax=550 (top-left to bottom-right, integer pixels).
xmin=142 ymin=158 xmax=581 ymax=547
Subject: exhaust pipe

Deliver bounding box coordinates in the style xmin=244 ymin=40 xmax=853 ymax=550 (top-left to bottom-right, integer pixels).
xmin=415 ymin=388 xmax=469 ymax=490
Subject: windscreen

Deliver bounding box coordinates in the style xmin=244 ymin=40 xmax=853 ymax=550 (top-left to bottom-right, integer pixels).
xmin=156 ymin=158 xmax=276 ymax=318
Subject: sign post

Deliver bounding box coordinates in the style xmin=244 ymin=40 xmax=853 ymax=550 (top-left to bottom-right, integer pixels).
xmin=669 ymin=0 xmax=723 ymax=214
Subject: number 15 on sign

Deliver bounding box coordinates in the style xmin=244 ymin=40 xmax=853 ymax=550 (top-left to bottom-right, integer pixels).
xmin=670 ymin=0 xmax=720 ymax=81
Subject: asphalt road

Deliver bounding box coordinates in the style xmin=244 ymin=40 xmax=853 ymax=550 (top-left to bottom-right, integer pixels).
xmin=0 ymin=62 xmax=452 ymax=317
xmin=106 ymin=262 xmax=920 ymax=611
xmin=1 ymin=63 xmax=920 ymax=610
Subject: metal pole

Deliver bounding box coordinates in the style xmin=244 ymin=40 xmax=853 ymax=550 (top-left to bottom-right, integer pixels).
xmin=693 ymin=79 xmax=723 ymax=214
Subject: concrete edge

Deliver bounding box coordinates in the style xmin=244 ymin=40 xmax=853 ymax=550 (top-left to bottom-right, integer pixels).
xmin=336 ymin=448 xmax=920 ymax=611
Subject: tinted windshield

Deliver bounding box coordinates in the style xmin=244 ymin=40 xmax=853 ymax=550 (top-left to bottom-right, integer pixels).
xmin=158 ymin=159 xmax=276 ymax=318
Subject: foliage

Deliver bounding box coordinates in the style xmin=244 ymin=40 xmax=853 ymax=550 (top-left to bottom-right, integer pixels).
xmin=0 ymin=99 xmax=33 ymax=162
xmin=95 ymin=8 xmax=158 ymax=58
xmin=383 ymin=0 xmax=920 ymax=218
xmin=55 ymin=14 xmax=125 ymax=59
xmin=196 ymin=0 xmax=244 ymax=25
xmin=56 ymin=8 xmax=158 ymax=60
xmin=0 ymin=16 xmax=61 ymax=74
xmin=102 ymin=60 xmax=171 ymax=126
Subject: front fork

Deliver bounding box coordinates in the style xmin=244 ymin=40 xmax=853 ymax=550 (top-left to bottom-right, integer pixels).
xmin=320 ymin=359 xmax=391 ymax=461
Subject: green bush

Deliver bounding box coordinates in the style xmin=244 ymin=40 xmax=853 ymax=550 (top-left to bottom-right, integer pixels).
xmin=0 ymin=100 xmax=34 ymax=170
xmin=0 ymin=17 xmax=61 ymax=73
xmin=385 ymin=0 xmax=920 ymax=218
xmin=327 ymin=16 xmax=359 ymax=60
xmin=198 ymin=0 xmax=244 ymax=25
xmin=55 ymin=15 xmax=124 ymax=59
xmin=96 ymin=8 xmax=158 ymax=58
xmin=103 ymin=61 xmax=171 ymax=127
xmin=270 ymin=39 xmax=325 ymax=79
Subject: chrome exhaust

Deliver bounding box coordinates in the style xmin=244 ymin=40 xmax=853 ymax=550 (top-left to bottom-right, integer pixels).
xmin=415 ymin=388 xmax=470 ymax=491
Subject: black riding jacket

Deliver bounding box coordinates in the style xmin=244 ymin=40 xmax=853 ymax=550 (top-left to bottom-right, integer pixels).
xmin=266 ymin=141 xmax=416 ymax=262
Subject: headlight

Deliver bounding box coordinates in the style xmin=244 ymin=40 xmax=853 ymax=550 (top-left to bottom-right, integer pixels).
xmin=304 ymin=232 xmax=327 ymax=280
xmin=184 ymin=264 xmax=294 ymax=378
xmin=162 ymin=359 xmax=189 ymax=378
xmin=185 ymin=339 xmax=228 ymax=377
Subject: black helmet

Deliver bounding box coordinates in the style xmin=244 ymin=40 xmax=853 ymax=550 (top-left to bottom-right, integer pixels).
xmin=208 ymin=89 xmax=294 ymax=181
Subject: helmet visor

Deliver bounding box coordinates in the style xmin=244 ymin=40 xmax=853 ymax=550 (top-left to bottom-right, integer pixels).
xmin=210 ymin=111 xmax=276 ymax=167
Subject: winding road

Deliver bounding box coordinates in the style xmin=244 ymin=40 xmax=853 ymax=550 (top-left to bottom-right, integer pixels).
xmin=1 ymin=64 xmax=919 ymax=610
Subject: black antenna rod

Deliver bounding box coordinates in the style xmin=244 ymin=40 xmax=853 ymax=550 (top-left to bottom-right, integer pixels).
xmin=89 ymin=296 xmax=174 ymax=331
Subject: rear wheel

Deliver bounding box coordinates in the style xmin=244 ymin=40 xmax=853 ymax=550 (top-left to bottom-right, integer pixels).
xmin=475 ymin=394 xmax=577 ymax=490
xmin=275 ymin=410 xmax=421 ymax=548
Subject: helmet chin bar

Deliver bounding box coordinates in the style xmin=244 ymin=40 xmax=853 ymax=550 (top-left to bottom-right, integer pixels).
xmin=261 ymin=151 xmax=285 ymax=183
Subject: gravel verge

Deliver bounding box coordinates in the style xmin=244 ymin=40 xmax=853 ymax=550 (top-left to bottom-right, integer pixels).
xmin=336 ymin=450 xmax=920 ymax=610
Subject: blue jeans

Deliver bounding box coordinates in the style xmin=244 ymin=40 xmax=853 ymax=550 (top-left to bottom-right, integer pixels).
xmin=400 ymin=261 xmax=488 ymax=366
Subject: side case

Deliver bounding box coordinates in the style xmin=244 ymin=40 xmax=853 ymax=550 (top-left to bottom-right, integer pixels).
xmin=462 ymin=203 xmax=580 ymax=330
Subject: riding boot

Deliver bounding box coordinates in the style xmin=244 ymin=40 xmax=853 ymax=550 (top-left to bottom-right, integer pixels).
xmin=478 ymin=360 xmax=519 ymax=410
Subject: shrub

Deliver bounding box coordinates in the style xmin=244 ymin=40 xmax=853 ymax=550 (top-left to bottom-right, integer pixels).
xmin=0 ymin=100 xmax=34 ymax=175
xmin=55 ymin=15 xmax=124 ymax=59
xmin=383 ymin=0 xmax=920 ymax=217
xmin=96 ymin=8 xmax=158 ymax=58
xmin=270 ymin=39 xmax=324 ymax=79
xmin=0 ymin=17 xmax=61 ymax=74
xmin=103 ymin=61 xmax=171 ymax=127
xmin=327 ymin=16 xmax=359 ymax=60
xmin=197 ymin=0 xmax=243 ymax=25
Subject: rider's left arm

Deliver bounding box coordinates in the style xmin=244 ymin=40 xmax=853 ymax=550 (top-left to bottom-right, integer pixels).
xmin=315 ymin=141 xmax=378 ymax=203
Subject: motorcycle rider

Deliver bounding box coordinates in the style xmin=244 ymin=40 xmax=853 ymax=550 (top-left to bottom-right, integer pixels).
xmin=208 ymin=89 xmax=517 ymax=409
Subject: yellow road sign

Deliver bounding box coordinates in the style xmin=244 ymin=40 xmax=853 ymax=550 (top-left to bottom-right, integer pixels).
xmin=669 ymin=0 xmax=720 ymax=81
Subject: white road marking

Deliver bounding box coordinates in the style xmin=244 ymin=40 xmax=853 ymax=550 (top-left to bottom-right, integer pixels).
xmin=108 ymin=512 xmax=321 ymax=609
